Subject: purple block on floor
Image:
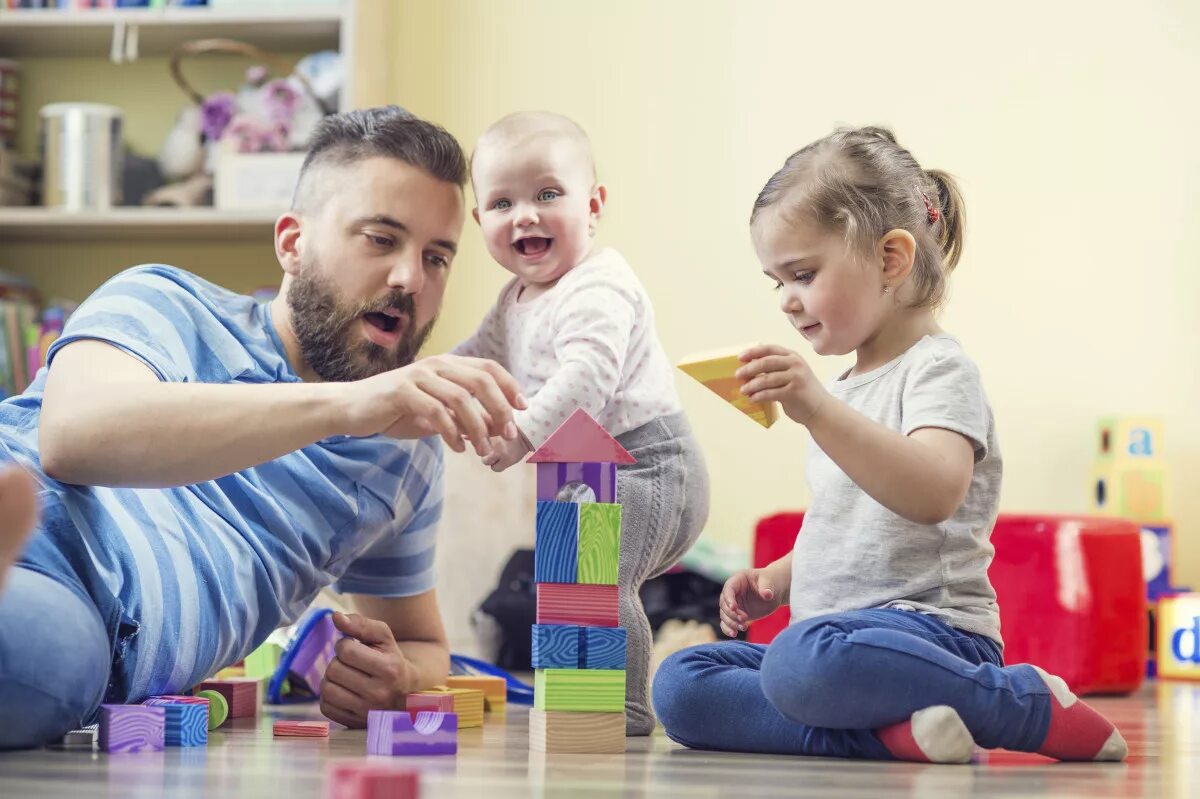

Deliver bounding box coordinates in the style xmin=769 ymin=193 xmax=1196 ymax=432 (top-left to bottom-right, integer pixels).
xmin=366 ymin=709 xmax=457 ymax=756
xmin=99 ymin=704 xmax=165 ymax=753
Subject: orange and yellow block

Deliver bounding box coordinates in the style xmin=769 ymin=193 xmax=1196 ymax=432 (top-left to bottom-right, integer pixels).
xmin=677 ymin=347 xmax=779 ymax=428
xmin=407 ymin=686 xmax=485 ymax=728
xmin=445 ymin=675 xmax=507 ymax=716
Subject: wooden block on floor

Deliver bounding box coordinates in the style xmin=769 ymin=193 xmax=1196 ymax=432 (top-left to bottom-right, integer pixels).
xmin=196 ymin=678 xmax=258 ymax=719
xmin=584 ymin=626 xmax=628 ymax=669
xmin=534 ymin=669 xmax=625 ymax=713
xmin=366 ymin=710 xmax=457 ymax=756
xmin=406 ymin=691 xmax=455 ymax=717
xmin=99 ymin=704 xmax=165 ymax=753
xmin=536 ymin=582 xmax=619 ymax=627
xmin=577 ymin=502 xmax=621 ymax=585
xmin=445 ymin=675 xmax=507 ymax=714
xmin=410 ymin=686 xmax=485 ymax=727
xmin=535 ymin=500 xmax=579 ymax=583
xmin=142 ymin=698 xmax=208 ymax=746
xmin=273 ymin=720 xmax=330 ymax=738
xmin=530 ymin=708 xmax=626 ymax=754
xmin=677 ymin=348 xmax=780 ymax=428
xmin=532 ymin=623 xmax=582 ymax=669
xmin=327 ymin=762 xmax=420 ymax=798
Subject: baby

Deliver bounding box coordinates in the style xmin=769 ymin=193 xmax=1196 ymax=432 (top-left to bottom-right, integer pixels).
xmin=454 ymin=111 xmax=710 ymax=735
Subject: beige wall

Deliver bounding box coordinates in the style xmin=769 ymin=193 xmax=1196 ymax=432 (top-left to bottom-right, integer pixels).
xmin=3 ymin=2 xmax=1196 ymax=588
xmin=390 ymin=1 xmax=1200 ymax=586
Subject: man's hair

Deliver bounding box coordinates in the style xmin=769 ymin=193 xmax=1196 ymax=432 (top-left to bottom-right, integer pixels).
xmin=293 ymin=106 xmax=467 ymax=208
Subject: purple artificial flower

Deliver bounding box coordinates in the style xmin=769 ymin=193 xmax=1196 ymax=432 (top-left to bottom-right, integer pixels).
xmin=224 ymin=114 xmax=270 ymax=153
xmin=199 ymin=92 xmax=237 ymax=141
xmin=261 ymin=79 xmax=301 ymax=124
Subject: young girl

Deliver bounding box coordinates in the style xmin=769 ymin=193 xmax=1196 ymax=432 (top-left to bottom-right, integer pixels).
xmin=651 ymin=127 xmax=1127 ymax=763
xmin=453 ymin=111 xmax=710 ymax=736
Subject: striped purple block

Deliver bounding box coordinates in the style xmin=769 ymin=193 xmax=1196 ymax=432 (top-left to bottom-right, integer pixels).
xmin=536 ymin=462 xmax=617 ymax=503
xmin=99 ymin=704 xmax=165 ymax=753
xmin=366 ymin=709 xmax=457 ymax=756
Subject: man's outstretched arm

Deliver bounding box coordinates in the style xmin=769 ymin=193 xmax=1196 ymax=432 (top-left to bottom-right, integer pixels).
xmin=39 ymin=340 xmax=524 ymax=488
xmin=318 ymin=591 xmax=451 ymax=728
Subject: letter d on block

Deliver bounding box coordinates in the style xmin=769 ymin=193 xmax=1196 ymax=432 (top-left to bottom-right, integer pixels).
xmin=1171 ymin=616 xmax=1200 ymax=665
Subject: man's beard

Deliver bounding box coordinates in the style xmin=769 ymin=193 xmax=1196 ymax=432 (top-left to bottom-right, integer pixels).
xmin=287 ymin=265 xmax=435 ymax=383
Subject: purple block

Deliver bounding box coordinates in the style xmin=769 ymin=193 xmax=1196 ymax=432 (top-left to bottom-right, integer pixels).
xmin=366 ymin=710 xmax=457 ymax=756
xmin=536 ymin=461 xmax=617 ymax=503
xmin=99 ymin=704 xmax=165 ymax=753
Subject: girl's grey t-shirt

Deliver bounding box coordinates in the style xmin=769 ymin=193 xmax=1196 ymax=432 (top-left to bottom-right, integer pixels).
xmin=789 ymin=334 xmax=1003 ymax=645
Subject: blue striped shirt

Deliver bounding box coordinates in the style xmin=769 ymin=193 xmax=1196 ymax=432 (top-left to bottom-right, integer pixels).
xmin=0 ymin=265 xmax=443 ymax=701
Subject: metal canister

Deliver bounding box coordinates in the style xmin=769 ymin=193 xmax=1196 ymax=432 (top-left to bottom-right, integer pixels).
xmin=39 ymin=102 xmax=124 ymax=210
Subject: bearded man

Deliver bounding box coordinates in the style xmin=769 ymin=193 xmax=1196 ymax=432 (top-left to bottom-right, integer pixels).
xmin=0 ymin=107 xmax=524 ymax=749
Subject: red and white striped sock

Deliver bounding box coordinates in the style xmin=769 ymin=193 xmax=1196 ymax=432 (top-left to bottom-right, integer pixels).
xmin=875 ymin=705 xmax=975 ymax=764
xmin=1029 ymin=666 xmax=1127 ymax=761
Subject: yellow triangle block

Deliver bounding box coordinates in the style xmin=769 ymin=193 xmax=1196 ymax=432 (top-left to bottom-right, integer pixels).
xmin=677 ymin=347 xmax=779 ymax=428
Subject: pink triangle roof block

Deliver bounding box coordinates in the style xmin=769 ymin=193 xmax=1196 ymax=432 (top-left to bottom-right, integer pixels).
xmin=528 ymin=409 xmax=636 ymax=465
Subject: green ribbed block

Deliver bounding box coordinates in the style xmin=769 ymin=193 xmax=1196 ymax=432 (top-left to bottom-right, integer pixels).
xmin=534 ymin=669 xmax=626 ymax=712
xmin=577 ymin=503 xmax=621 ymax=585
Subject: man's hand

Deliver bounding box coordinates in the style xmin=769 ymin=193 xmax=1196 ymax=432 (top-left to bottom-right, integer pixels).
xmin=718 ymin=567 xmax=785 ymax=638
xmin=736 ymin=344 xmax=829 ymax=426
xmin=319 ymin=612 xmax=416 ymax=728
xmin=337 ymin=354 xmax=527 ymax=456
xmin=480 ymin=429 xmax=532 ymax=472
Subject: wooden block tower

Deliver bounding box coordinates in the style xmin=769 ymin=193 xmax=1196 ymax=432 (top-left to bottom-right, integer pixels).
xmin=1089 ymin=416 xmax=1190 ymax=677
xmin=528 ymin=409 xmax=631 ymax=754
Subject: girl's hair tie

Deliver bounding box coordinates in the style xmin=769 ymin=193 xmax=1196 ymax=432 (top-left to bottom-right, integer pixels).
xmin=919 ymin=189 xmax=940 ymax=224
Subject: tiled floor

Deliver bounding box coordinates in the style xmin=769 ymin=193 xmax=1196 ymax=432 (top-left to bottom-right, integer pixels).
xmin=0 ymin=681 xmax=1195 ymax=798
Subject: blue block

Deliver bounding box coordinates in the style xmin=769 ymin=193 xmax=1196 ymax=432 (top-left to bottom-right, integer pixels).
xmin=532 ymin=624 xmax=582 ymax=669
xmin=161 ymin=702 xmax=207 ymax=746
xmin=583 ymin=627 xmax=627 ymax=669
xmin=535 ymin=501 xmax=578 ymax=583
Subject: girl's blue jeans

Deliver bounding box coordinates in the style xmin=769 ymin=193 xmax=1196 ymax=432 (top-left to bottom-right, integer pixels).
xmin=652 ymin=608 xmax=1054 ymax=759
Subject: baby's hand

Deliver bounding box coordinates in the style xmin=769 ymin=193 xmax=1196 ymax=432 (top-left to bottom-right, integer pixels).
xmin=480 ymin=431 xmax=532 ymax=472
xmin=737 ymin=344 xmax=828 ymax=426
xmin=719 ymin=568 xmax=784 ymax=638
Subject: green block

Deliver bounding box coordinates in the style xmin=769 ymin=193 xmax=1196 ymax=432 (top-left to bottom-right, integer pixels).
xmin=577 ymin=503 xmax=621 ymax=585
xmin=243 ymin=642 xmax=282 ymax=682
xmin=534 ymin=668 xmax=625 ymax=712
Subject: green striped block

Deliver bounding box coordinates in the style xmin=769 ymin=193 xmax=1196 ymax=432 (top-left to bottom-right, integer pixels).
xmin=577 ymin=503 xmax=621 ymax=585
xmin=534 ymin=669 xmax=626 ymax=712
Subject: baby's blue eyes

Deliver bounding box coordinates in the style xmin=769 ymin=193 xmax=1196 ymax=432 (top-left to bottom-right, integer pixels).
xmin=492 ymin=190 xmax=559 ymax=209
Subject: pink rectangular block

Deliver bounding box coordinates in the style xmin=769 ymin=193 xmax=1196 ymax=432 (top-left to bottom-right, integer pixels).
xmin=196 ymin=679 xmax=257 ymax=719
xmin=405 ymin=692 xmax=454 ymax=717
xmin=99 ymin=704 xmax=165 ymax=753
xmin=536 ymin=583 xmax=619 ymax=627
xmin=326 ymin=762 xmax=420 ymax=799
xmin=366 ymin=710 xmax=457 ymax=756
xmin=274 ymin=720 xmax=330 ymax=738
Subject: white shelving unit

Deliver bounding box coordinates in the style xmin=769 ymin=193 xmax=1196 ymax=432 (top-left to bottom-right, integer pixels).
xmin=0 ymin=2 xmax=355 ymax=242
xmin=0 ymin=207 xmax=280 ymax=241
xmin=0 ymin=6 xmax=345 ymax=58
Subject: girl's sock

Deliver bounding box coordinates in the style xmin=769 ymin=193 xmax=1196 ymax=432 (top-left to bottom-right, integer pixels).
xmin=875 ymin=705 xmax=975 ymax=764
xmin=1029 ymin=665 xmax=1127 ymax=761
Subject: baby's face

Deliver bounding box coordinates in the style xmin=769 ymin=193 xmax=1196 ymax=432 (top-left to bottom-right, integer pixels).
xmin=472 ymin=135 xmax=600 ymax=287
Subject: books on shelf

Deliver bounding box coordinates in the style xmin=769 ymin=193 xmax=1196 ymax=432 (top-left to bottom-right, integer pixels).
xmin=0 ymin=270 xmax=71 ymax=398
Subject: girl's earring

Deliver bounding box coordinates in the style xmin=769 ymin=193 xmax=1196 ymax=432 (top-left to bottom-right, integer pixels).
xmin=881 ymin=283 xmax=891 ymax=295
